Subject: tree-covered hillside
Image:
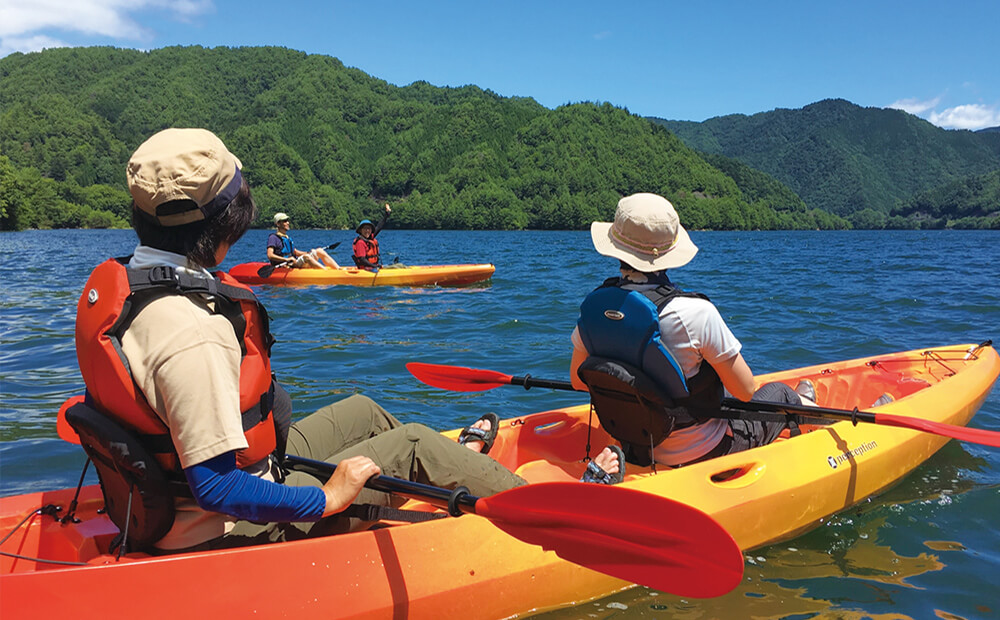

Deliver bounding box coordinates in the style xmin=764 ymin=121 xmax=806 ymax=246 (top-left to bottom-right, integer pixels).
xmin=1 ymin=46 xmax=843 ymax=231
xmin=652 ymin=99 xmax=1000 ymax=221
xmin=887 ymin=169 xmax=1000 ymax=229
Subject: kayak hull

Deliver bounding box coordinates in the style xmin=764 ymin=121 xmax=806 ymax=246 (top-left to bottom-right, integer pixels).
xmin=228 ymin=262 xmax=495 ymax=286
xmin=2 ymin=344 xmax=998 ymax=619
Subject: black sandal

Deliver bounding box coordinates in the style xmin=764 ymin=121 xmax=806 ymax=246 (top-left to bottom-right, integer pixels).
xmin=580 ymin=445 xmax=626 ymax=485
xmin=458 ymin=412 xmax=499 ymax=455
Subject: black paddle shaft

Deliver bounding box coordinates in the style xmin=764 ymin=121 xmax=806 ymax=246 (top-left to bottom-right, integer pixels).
xmin=510 ymin=375 xmax=577 ymax=391
xmin=722 ymin=397 xmax=879 ymax=425
xmin=506 ymin=372 xmax=873 ymax=425
xmin=283 ymin=454 xmax=478 ymax=517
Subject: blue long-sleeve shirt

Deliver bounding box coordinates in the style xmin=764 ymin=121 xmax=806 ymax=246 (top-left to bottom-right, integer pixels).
xmin=184 ymin=452 xmax=325 ymax=523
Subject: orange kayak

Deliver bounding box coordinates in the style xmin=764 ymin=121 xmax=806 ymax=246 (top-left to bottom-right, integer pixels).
xmin=228 ymin=262 xmax=495 ymax=286
xmin=2 ymin=344 xmax=997 ymax=619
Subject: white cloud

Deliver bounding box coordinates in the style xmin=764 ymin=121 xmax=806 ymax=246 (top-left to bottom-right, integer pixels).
xmin=0 ymin=0 xmax=212 ymax=55
xmin=0 ymin=34 xmax=68 ymax=57
xmin=888 ymin=93 xmax=1000 ymax=130
xmin=928 ymin=104 xmax=1000 ymax=130
xmin=593 ymin=31 xmax=612 ymax=40
xmin=887 ymin=96 xmax=942 ymax=115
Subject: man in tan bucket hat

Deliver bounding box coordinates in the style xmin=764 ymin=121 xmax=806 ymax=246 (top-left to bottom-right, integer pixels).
xmin=569 ymin=193 xmax=808 ymax=473
xmin=70 ymin=128 xmax=525 ymax=554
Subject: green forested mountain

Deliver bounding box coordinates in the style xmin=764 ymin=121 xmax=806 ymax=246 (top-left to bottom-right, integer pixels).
xmin=888 ymin=169 xmax=1000 ymax=229
xmin=651 ymin=99 xmax=1000 ymax=223
xmin=0 ymin=46 xmax=842 ymax=231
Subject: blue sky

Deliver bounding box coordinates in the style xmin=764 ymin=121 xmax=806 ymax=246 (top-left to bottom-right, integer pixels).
xmin=2 ymin=0 xmax=998 ymax=129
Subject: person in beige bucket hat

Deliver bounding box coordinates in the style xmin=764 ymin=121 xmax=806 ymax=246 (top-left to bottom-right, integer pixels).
xmin=71 ymin=127 xmax=526 ymax=554
xmin=590 ymin=193 xmax=698 ymax=271
xmin=569 ymin=193 xmax=812 ymax=474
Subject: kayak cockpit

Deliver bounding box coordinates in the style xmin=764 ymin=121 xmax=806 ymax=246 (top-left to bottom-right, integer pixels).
xmin=0 ymin=486 xmax=153 ymax=574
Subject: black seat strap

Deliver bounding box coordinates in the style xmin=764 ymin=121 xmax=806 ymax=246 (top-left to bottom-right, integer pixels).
xmin=341 ymin=503 xmax=447 ymax=523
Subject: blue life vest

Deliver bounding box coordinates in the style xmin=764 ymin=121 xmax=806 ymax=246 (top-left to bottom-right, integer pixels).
xmin=576 ymin=277 xmax=724 ymax=460
xmin=578 ymin=282 xmax=690 ymax=398
xmin=271 ymin=233 xmax=296 ymax=258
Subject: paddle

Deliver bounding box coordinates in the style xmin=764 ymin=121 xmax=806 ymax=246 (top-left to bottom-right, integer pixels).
xmin=407 ymin=362 xmax=575 ymax=392
xmin=283 ymin=453 xmax=743 ymax=598
xmin=258 ymin=242 xmax=342 ymax=278
xmin=720 ymin=397 xmax=1000 ymax=447
xmin=405 ymin=362 xmax=1000 ymax=448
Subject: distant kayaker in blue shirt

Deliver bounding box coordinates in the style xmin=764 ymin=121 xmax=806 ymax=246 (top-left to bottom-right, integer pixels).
xmin=267 ymin=212 xmax=339 ymax=268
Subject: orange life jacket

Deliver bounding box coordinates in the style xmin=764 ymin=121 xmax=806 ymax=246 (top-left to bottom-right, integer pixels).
xmin=74 ymin=258 xmax=283 ymax=472
xmin=353 ymin=236 xmax=380 ymax=267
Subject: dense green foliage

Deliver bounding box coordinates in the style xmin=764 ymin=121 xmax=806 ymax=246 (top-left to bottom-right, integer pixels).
xmin=0 ymin=156 xmax=129 ymax=230
xmin=886 ymin=169 xmax=1000 ymax=229
xmin=696 ymin=153 xmax=844 ymax=229
xmin=1 ymin=46 xmax=840 ymax=231
xmin=652 ymin=100 xmax=1000 ymax=223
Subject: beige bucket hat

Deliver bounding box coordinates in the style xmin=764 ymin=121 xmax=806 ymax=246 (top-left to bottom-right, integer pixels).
xmin=590 ymin=193 xmax=698 ymax=271
xmin=127 ymin=128 xmax=243 ymax=227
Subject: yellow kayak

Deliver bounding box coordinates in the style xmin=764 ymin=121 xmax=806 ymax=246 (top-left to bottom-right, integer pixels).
xmin=229 ymin=262 xmax=495 ymax=286
xmin=1 ymin=344 xmax=997 ymax=619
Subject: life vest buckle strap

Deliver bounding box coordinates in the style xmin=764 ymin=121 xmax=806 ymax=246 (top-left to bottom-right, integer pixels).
xmin=128 ymin=265 xmax=218 ymax=297
xmin=146 ymin=265 xmax=179 ymax=287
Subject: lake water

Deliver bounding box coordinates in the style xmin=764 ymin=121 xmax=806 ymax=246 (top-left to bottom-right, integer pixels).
xmin=1 ymin=228 xmax=998 ymax=619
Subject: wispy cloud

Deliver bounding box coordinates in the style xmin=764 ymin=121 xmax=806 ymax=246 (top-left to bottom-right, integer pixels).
xmin=889 ymin=93 xmax=1000 ymax=130
xmin=593 ymin=31 xmax=612 ymax=40
xmin=0 ymin=34 xmax=68 ymax=57
xmin=887 ymin=96 xmax=942 ymax=115
xmin=0 ymin=0 xmax=213 ymax=56
xmin=928 ymin=104 xmax=1000 ymax=130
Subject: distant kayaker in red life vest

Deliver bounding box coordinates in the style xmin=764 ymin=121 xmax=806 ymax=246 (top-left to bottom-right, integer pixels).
xmin=74 ymin=128 xmax=535 ymax=554
xmin=352 ymin=203 xmax=393 ymax=270
xmin=571 ymin=193 xmax=819 ymax=474
xmin=266 ymin=212 xmax=339 ymax=269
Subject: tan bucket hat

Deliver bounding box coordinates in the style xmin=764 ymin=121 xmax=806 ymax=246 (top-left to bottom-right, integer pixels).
xmin=273 ymin=212 xmax=290 ymax=224
xmin=590 ymin=193 xmax=698 ymax=271
xmin=127 ymin=128 xmax=243 ymax=227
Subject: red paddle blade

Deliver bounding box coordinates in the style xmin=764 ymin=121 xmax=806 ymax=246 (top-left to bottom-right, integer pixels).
xmin=874 ymin=413 xmax=1000 ymax=447
xmin=475 ymin=482 xmax=743 ymax=598
xmin=406 ymin=362 xmax=513 ymax=391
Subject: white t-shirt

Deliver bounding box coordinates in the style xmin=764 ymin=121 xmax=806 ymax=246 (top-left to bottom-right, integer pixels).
xmin=572 ymin=283 xmax=743 ymax=466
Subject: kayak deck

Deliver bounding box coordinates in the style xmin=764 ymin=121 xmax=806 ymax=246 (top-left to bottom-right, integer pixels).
xmin=228 ymin=262 xmax=495 ymax=286
xmin=2 ymin=344 xmax=997 ymax=619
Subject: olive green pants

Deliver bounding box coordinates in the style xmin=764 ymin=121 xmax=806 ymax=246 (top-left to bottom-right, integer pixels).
xmin=218 ymin=394 xmax=525 ymax=547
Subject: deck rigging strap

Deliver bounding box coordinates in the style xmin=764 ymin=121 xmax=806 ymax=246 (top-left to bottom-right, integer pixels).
xmin=0 ymin=505 xmax=89 ymax=566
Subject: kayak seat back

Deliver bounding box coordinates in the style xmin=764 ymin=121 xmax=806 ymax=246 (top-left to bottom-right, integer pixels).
xmin=64 ymin=400 xmax=176 ymax=552
xmin=577 ymin=356 xmax=686 ymax=455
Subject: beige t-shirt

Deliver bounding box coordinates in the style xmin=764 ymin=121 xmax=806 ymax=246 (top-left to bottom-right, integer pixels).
xmin=120 ymin=292 xmax=251 ymax=550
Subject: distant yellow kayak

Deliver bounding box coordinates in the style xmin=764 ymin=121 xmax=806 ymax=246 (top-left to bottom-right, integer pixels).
xmin=228 ymin=261 xmax=495 ymax=286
